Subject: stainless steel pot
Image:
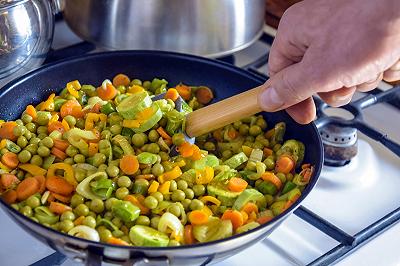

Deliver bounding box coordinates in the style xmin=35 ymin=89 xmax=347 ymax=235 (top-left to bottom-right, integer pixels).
xmin=61 ymin=0 xmax=266 ymax=57
xmin=0 ymin=0 xmax=57 ymax=85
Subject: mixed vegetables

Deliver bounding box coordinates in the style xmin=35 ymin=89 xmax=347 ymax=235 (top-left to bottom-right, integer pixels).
xmin=0 ymin=74 xmax=313 ymax=247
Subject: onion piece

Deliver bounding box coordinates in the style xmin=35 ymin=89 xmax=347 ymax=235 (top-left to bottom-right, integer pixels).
xmin=68 ymin=225 xmax=100 ymax=241
xmin=158 ymin=212 xmax=184 ymax=242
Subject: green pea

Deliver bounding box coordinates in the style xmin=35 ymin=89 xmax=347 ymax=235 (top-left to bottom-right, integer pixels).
xmin=30 ymin=155 xmax=43 ymax=166
xmin=15 ymin=119 xmax=23 ymax=126
xmin=151 ymin=163 xmax=164 ymax=176
xmin=222 ymin=150 xmax=233 ymax=159
xmin=40 ymin=137 xmax=54 ymax=148
xmin=25 ymin=144 xmax=38 ymax=155
xmin=264 ymin=157 xmax=275 ymax=170
xmin=104 ymin=211 xmax=113 ymax=220
xmin=82 ymin=216 xmax=97 ymax=228
xmin=26 ymin=195 xmax=40 ymax=208
xmin=246 ymin=161 xmax=257 ymax=171
xmin=256 ymin=117 xmax=267 ymax=130
xmin=183 ymin=188 xmax=194 ymax=200
xmin=131 ymin=79 xmax=142 ymax=86
xmin=136 ymin=215 xmax=150 ymax=226
xmin=167 ymin=205 xmax=181 ymax=217
xmin=106 ymin=165 xmax=119 ymax=178
xmin=150 ymin=216 xmax=160 ymax=229
xmin=99 ymin=229 xmax=112 ymax=242
xmin=37 ymin=146 xmax=50 ymax=157
xmin=64 ymin=115 xmax=76 ymax=127
xmin=20 ymin=205 xmax=32 ymax=217
xmin=71 ymin=194 xmax=85 ymax=208
xmin=110 ymin=124 xmax=122 ymax=135
xmin=105 ymin=197 xmax=119 ymax=210
xmin=253 ymin=141 xmax=264 ymax=149
xmin=151 ymin=191 xmax=163 ymax=202
xmin=101 ymin=130 xmax=112 ymax=140
xmin=159 ymin=151 xmax=169 ymax=162
xmin=181 ymin=198 xmax=191 ymax=210
xmin=13 ymin=125 xmax=26 ymax=137
xmin=171 ymin=189 xmax=185 ymax=202
xmin=169 ymin=180 xmax=177 ymax=191
xmin=144 ymin=196 xmax=158 ymax=209
xmin=204 ymin=142 xmax=216 ymax=151
xmin=29 ymin=137 xmax=40 ymax=145
xmin=239 ymin=124 xmax=249 ymax=135
xmin=108 ymin=113 xmax=123 ymax=126
xmin=116 ymin=187 xmax=129 ymax=200
xmin=286 ymin=173 xmax=294 ymax=182
xmin=73 ymin=154 xmax=86 ymax=164
xmin=17 ymin=136 xmax=28 ymax=148
xmin=61 ymin=211 xmax=76 ymax=221
xmin=117 ymin=176 xmax=132 ymax=188
xmin=25 ymin=122 xmax=36 ymax=133
xmin=59 ymin=220 xmax=74 ymax=232
xmin=74 ymin=203 xmax=89 ymax=217
xmin=11 ymin=204 xmax=19 ymax=211
xmin=249 ymin=125 xmax=262 ymax=136
xmin=143 ymin=81 xmax=151 ymax=89
xmin=148 ymin=129 xmax=159 ymax=142
xmin=21 ymin=114 xmax=33 ymax=124
xmin=168 ymin=240 xmax=181 ymax=247
xmin=111 ymin=217 xmax=122 ymax=229
xmin=172 ymin=133 xmax=185 ymax=146
xmin=92 ymin=153 xmax=106 ymax=167
xmin=189 ymin=199 xmax=204 ymax=211
xmin=276 ymin=172 xmax=286 ymax=183
xmin=98 ymin=164 xmax=107 ymax=172
xmin=37 ymin=126 xmax=48 ymax=135
xmin=37 ymin=133 xmax=47 ymax=140
xmin=24 ymin=130 xmax=32 ymax=140
xmin=131 ymin=133 xmax=148 ymax=148
xmin=18 ymin=150 xmax=32 ymax=163
xmin=66 ymin=145 xmax=78 ymax=157
xmin=76 ymin=118 xmax=85 ymax=129
xmin=193 ymin=184 xmax=206 ymax=197
xmin=177 ymin=180 xmax=188 ymax=190
xmin=146 ymin=143 xmax=160 ymax=154
xmin=90 ymin=198 xmax=105 ymax=213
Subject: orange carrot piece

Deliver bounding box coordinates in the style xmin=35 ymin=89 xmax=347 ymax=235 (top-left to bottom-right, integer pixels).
xmin=1 ymin=152 xmax=19 ymax=169
xmin=51 ymin=147 xmax=67 ymax=160
xmin=188 ymin=210 xmax=209 ymax=225
xmin=74 ymin=216 xmax=85 ymax=225
xmin=48 ymin=121 xmax=64 ymax=134
xmin=60 ymin=100 xmax=83 ymax=118
xmin=1 ymin=174 xmax=20 ymax=190
xmin=112 ymin=74 xmax=131 ymax=87
xmin=2 ymin=189 xmax=17 ymax=204
xmin=195 ymin=86 xmax=214 ymax=105
xmin=241 ymin=202 xmax=259 ymax=214
xmin=275 ymin=155 xmax=295 ymax=174
xmin=184 ymin=225 xmax=195 ymax=245
xmin=263 ymin=147 xmax=273 ymax=157
xmin=33 ymin=175 xmax=46 ymax=194
xmin=88 ymin=143 xmax=99 ymax=157
xmin=97 ymin=83 xmax=118 ymax=100
xmin=256 ymin=215 xmax=273 ymax=225
xmin=164 ymin=88 xmax=180 ymax=101
xmin=264 ymin=129 xmax=275 ymax=139
xmin=227 ymin=177 xmax=248 ymax=192
xmin=16 ymin=177 xmax=40 ymax=201
xmin=175 ymin=84 xmax=191 ymax=101
xmin=120 ymin=155 xmax=139 ymax=175
xmin=227 ymin=128 xmax=238 ymax=140
xmin=52 ymin=192 xmax=71 ymax=203
xmin=261 ymin=172 xmax=282 ymax=189
xmin=46 ymin=176 xmax=74 ymax=196
xmin=53 ymin=139 xmax=70 ymax=151
xmin=190 ymin=145 xmax=203 ymax=161
xmin=108 ymin=237 xmax=130 ymax=246
xmin=212 ymin=129 xmax=223 ymax=142
xmin=178 ymin=142 xmax=194 ymax=158
xmin=0 ymin=121 xmax=17 ymax=141
xmin=156 ymin=127 xmax=171 ymax=140
xmin=221 ymin=210 xmax=244 ymax=231
xmin=25 ymin=105 xmax=37 ymax=120
xmin=49 ymin=201 xmax=72 ymax=215
xmin=124 ymin=195 xmax=150 ymax=215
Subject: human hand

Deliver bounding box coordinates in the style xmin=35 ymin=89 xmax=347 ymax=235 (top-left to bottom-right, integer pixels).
xmin=258 ymin=0 xmax=400 ymax=124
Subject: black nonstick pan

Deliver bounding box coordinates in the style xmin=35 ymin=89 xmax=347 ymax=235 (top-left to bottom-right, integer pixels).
xmin=0 ymin=51 xmax=323 ymax=266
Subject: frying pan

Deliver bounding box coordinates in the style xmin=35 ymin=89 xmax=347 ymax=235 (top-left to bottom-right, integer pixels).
xmin=0 ymin=51 xmax=323 ymax=266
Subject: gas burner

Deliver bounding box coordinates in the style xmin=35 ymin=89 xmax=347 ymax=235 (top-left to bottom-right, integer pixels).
xmin=320 ymin=124 xmax=357 ymax=166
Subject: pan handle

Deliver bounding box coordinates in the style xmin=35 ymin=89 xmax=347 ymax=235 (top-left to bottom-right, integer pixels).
xmin=84 ymin=251 xmax=169 ymax=266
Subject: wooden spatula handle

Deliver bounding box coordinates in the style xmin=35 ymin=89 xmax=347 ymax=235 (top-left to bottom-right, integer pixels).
xmin=185 ymin=85 xmax=265 ymax=137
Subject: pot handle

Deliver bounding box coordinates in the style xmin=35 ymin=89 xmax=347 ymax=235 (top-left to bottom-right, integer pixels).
xmin=84 ymin=251 xmax=170 ymax=266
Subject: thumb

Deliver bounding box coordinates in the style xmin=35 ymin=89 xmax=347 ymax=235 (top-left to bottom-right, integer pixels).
xmin=258 ymin=62 xmax=317 ymax=112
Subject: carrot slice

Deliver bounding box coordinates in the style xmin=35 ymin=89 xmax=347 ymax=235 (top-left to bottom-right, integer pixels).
xmin=227 ymin=177 xmax=248 ymax=192
xmin=16 ymin=177 xmax=40 ymax=201
xmin=256 ymin=215 xmax=273 ymax=225
xmin=48 ymin=121 xmax=64 ymax=134
xmin=46 ymin=176 xmax=74 ymax=196
xmin=60 ymin=100 xmax=83 ymax=118
xmin=184 ymin=225 xmax=195 ymax=245
xmin=108 ymin=237 xmax=130 ymax=246
xmin=53 ymin=139 xmax=70 ymax=151
xmin=0 ymin=121 xmax=17 ymax=141
xmin=263 ymin=147 xmax=273 ymax=157
xmin=178 ymin=142 xmax=194 ymax=158
xmin=51 ymin=147 xmax=67 ymax=160
xmin=1 ymin=152 xmax=19 ymax=169
xmin=2 ymin=189 xmax=17 ymax=204
xmin=275 ymin=155 xmax=295 ymax=174
xmin=221 ymin=209 xmax=244 ymax=231
xmin=164 ymin=88 xmax=180 ymax=101
xmin=1 ymin=174 xmax=20 ymax=190
xmin=157 ymin=127 xmax=171 ymax=140
xmin=97 ymin=83 xmax=118 ymax=100
xmin=188 ymin=210 xmax=209 ymax=225
xmin=124 ymin=195 xmax=150 ymax=215
xmin=52 ymin=192 xmax=71 ymax=203
xmin=49 ymin=201 xmax=72 ymax=215
xmin=261 ymin=172 xmax=282 ymax=189
xmin=120 ymin=155 xmax=139 ymax=175
xmin=112 ymin=74 xmax=131 ymax=87
xmin=25 ymin=105 xmax=37 ymax=120
xmin=88 ymin=143 xmax=99 ymax=157
xmin=175 ymin=84 xmax=191 ymax=101
xmin=195 ymin=86 xmax=214 ymax=105
xmin=241 ymin=202 xmax=259 ymax=215
xmin=33 ymin=175 xmax=46 ymax=194
xmin=212 ymin=129 xmax=223 ymax=142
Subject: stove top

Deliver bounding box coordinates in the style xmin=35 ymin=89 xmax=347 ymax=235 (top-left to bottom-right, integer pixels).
xmin=1 ymin=20 xmax=400 ymax=266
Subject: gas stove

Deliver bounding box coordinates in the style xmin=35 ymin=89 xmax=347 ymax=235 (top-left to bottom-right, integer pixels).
xmin=1 ymin=20 xmax=400 ymax=266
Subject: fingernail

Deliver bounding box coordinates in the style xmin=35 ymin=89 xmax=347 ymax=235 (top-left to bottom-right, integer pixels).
xmin=259 ymin=87 xmax=284 ymax=111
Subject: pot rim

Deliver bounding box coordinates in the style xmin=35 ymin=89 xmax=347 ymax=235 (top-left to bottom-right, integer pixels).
xmin=0 ymin=0 xmax=30 ymax=10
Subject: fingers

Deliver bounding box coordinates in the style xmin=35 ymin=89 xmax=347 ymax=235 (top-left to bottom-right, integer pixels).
xmin=357 ymin=73 xmax=382 ymax=92
xmin=383 ymin=60 xmax=400 ymax=82
xmin=285 ymin=97 xmax=316 ymax=124
xmin=318 ymin=86 xmax=356 ymax=107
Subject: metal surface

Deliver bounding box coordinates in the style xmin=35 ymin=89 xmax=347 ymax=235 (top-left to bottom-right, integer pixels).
xmin=0 ymin=0 xmax=55 ymax=82
xmin=0 ymin=50 xmax=323 ymax=266
xmin=61 ymin=0 xmax=266 ymax=57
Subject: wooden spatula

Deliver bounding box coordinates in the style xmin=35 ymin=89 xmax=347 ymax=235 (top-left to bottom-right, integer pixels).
xmin=185 ymin=85 xmax=265 ymax=137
